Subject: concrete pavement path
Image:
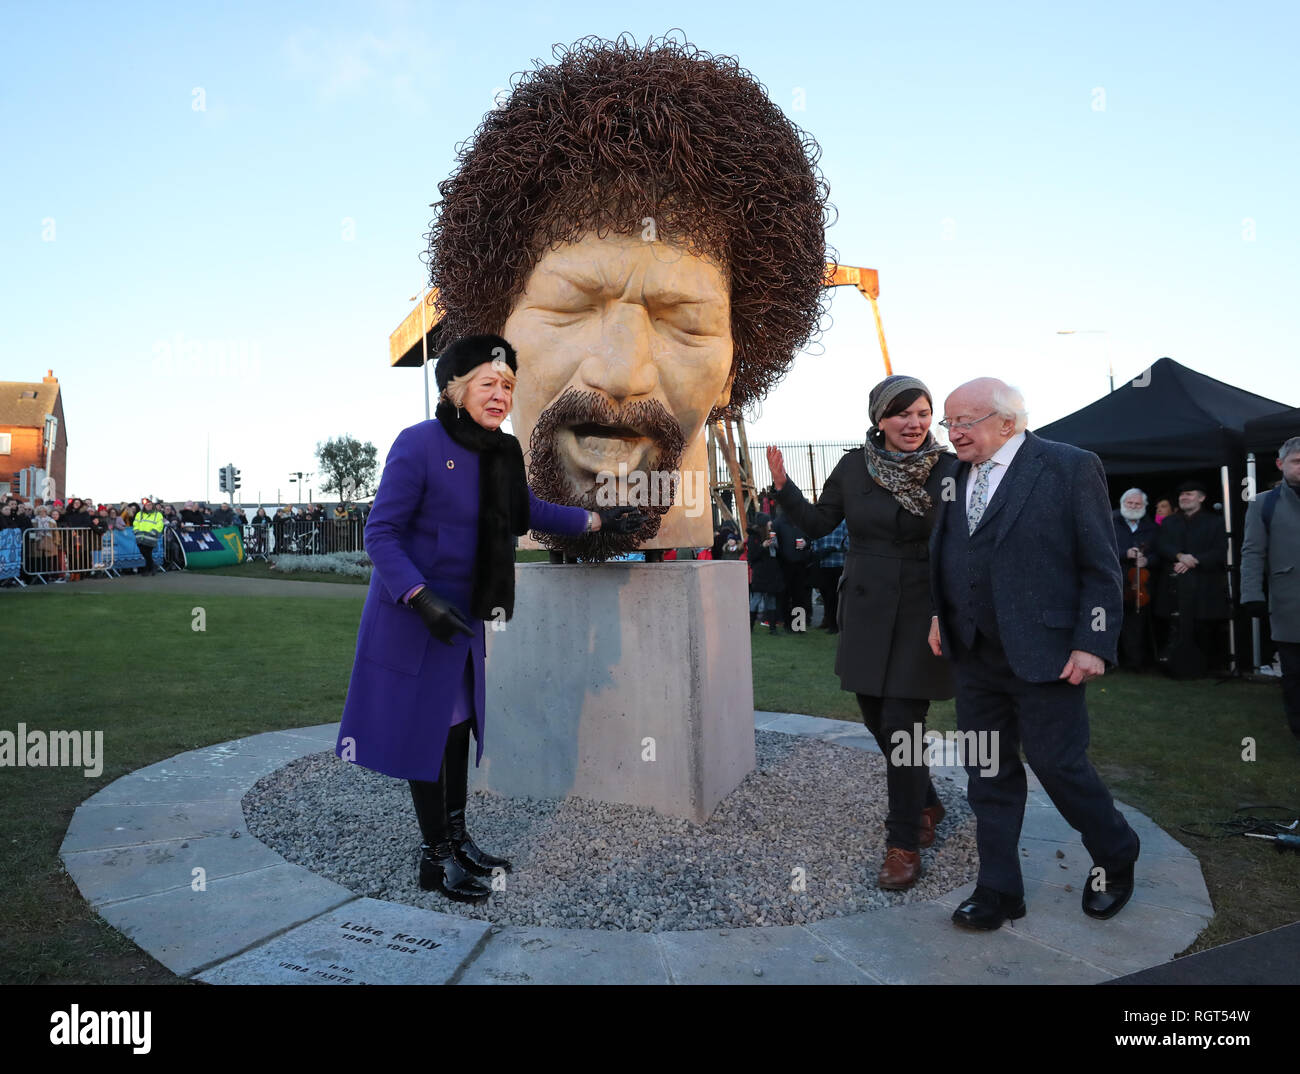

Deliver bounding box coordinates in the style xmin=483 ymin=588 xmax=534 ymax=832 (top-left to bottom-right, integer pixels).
xmin=60 ymin=712 xmax=1212 ymax=985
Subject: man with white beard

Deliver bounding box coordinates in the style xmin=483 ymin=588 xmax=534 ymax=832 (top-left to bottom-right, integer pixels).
xmin=1113 ymin=489 xmax=1161 ymax=668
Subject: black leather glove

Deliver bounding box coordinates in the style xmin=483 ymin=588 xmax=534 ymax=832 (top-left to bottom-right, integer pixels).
xmin=1240 ymin=601 xmax=1268 ymax=618
xmin=597 ymin=506 xmax=649 ymax=534
xmin=408 ymin=586 xmax=473 ymax=644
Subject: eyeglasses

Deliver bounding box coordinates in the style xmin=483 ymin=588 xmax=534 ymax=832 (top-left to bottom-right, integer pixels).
xmin=938 ymin=412 xmax=998 ymax=432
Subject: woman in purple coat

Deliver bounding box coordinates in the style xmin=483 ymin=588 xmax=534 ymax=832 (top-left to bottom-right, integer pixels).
xmin=336 ymin=334 xmax=644 ymax=903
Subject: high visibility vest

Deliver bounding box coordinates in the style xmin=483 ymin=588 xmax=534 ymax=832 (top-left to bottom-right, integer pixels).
xmin=133 ymin=510 xmax=165 ymax=535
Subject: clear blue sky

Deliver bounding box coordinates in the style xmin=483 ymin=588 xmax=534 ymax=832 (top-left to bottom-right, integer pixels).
xmin=3 ymin=0 xmax=1297 ymax=504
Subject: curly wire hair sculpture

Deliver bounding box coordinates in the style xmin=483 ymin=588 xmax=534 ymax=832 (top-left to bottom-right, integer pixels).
xmin=423 ymin=32 xmax=835 ymax=417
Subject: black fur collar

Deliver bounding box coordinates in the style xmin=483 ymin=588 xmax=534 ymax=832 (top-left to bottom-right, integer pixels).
xmin=435 ymin=401 xmax=530 ymax=620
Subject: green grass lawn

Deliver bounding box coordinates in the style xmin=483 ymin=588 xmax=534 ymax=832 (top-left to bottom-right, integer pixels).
xmin=2 ymin=590 xmax=1296 ymax=983
xmin=0 ymin=591 xmax=363 ymax=984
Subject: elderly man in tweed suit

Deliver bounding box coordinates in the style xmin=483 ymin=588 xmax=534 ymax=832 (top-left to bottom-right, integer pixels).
xmin=928 ymin=378 xmax=1141 ymax=930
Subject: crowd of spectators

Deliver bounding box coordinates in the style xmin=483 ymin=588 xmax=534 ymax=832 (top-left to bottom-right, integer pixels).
xmin=1 ymin=494 xmax=371 ymax=584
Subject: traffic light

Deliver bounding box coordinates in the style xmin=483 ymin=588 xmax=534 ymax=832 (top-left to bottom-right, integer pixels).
xmin=231 ymin=466 xmax=241 ymax=491
xmin=219 ymin=466 xmax=229 ymax=493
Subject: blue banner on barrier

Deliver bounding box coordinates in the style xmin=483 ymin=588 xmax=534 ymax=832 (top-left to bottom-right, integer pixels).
xmin=0 ymin=529 xmax=20 ymax=580
xmin=107 ymin=528 xmax=147 ymax=571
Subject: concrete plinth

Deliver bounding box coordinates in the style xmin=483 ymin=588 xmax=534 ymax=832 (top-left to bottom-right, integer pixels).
xmin=473 ymin=561 xmax=754 ymax=822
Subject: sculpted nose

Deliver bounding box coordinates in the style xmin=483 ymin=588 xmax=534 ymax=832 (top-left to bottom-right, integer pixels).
xmin=576 ymin=306 xmax=659 ymax=406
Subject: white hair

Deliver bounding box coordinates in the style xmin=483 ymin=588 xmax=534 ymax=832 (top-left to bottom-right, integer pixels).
xmin=1279 ymin=436 xmax=1300 ymax=462
xmin=441 ymin=361 xmax=517 ymax=408
xmin=991 ymin=383 xmax=1028 ymax=433
xmin=1119 ymin=488 xmax=1148 ymax=507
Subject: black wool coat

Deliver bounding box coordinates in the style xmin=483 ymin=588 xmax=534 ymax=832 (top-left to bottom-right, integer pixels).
xmin=776 ymin=448 xmax=958 ymax=700
xmin=747 ymin=526 xmax=786 ymax=595
xmin=1154 ymin=510 xmax=1231 ymax=620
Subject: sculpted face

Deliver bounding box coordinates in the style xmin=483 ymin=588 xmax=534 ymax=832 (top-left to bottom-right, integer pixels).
xmin=503 ymin=231 xmax=734 ymax=550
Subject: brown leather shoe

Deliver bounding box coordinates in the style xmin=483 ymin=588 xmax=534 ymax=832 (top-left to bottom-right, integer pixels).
xmin=919 ymin=802 xmax=946 ymax=849
xmin=877 ymin=847 xmax=922 ymax=890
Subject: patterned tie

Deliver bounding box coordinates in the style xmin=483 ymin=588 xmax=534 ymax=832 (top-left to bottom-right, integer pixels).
xmin=967 ymin=460 xmax=996 ymax=534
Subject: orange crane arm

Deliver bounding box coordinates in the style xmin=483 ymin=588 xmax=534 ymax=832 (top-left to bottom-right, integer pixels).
xmin=822 ymin=263 xmax=890 ymax=375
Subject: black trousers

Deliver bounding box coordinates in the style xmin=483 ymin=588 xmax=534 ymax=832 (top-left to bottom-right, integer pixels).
xmin=951 ymin=631 xmax=1139 ymax=897
xmin=1277 ymin=641 xmax=1300 ymax=740
xmin=856 ymin=694 xmax=940 ymax=852
xmin=815 ymin=566 xmax=842 ymax=629
xmin=781 ymin=562 xmax=811 ymax=631
xmin=1117 ymin=607 xmax=1155 ymax=668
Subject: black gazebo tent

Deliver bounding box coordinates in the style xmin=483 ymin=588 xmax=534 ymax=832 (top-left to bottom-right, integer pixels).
xmin=1038 ymin=357 xmax=1292 ymax=673
xmin=1244 ymin=407 xmax=1300 ymax=458
xmin=1037 ymin=357 xmax=1291 ymax=480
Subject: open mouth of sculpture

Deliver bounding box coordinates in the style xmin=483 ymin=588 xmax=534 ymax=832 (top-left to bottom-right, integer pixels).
xmin=562 ymin=423 xmax=652 ymax=469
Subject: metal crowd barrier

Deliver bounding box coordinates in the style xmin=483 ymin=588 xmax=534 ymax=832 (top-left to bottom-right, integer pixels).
xmin=11 ymin=520 xmax=367 ymax=583
xmin=255 ymin=518 xmax=366 ymax=557
xmin=21 ymin=526 xmax=116 ymax=582
xmin=243 ymin=523 xmax=272 ymax=562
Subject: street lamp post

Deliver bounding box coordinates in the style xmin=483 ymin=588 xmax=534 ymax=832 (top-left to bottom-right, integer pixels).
xmin=289 ymin=471 xmax=313 ymax=507
xmin=410 ymin=287 xmax=430 ymax=421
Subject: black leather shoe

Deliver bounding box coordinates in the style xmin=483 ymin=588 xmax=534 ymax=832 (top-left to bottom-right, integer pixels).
xmin=418 ymin=843 xmax=491 ymax=902
xmin=409 ymin=772 xmax=491 ymax=902
xmin=1082 ymin=836 xmax=1139 ymax=920
xmin=444 ymin=721 xmax=512 ymax=877
xmin=452 ymin=831 xmax=511 ymax=877
xmin=952 ymin=885 xmax=1026 ymax=930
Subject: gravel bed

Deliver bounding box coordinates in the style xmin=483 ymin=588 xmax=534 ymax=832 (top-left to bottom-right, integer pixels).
xmin=244 ymin=730 xmax=977 ymax=931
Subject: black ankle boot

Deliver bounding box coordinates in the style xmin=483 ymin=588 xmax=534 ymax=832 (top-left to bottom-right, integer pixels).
xmin=750 ymin=611 xmax=757 ymax=632
xmin=408 ymin=773 xmax=490 ymax=903
xmin=444 ymin=721 xmax=511 ymax=877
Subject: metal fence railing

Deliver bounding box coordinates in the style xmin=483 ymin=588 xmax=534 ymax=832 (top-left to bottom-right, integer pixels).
xmin=21 ymin=526 xmax=115 ymax=581
xmin=243 ymin=519 xmax=367 ymax=559
xmin=7 ymin=519 xmax=366 ymax=583
xmin=709 ymin=439 xmax=861 ymax=504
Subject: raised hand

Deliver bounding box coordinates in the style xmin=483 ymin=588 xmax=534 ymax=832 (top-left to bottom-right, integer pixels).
xmin=766 ymin=445 xmax=787 ymax=490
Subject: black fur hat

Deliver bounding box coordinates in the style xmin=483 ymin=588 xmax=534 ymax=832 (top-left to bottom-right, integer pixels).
xmin=434 ymin=334 xmax=518 ymax=392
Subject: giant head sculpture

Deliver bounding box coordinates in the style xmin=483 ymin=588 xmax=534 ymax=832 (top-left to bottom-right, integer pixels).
xmin=425 ymin=34 xmax=831 ymax=558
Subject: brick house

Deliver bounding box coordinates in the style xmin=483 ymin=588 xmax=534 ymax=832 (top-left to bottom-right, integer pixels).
xmin=0 ymin=370 xmax=67 ymax=501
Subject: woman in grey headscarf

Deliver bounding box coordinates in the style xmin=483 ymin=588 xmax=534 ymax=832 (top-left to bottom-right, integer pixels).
xmin=768 ymin=375 xmax=959 ymax=891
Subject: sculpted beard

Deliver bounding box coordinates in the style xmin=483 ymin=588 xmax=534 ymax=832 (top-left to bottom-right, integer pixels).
xmin=528 ymin=389 xmax=687 ymax=561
